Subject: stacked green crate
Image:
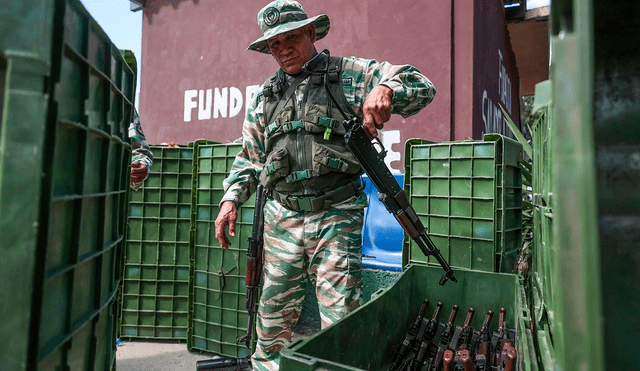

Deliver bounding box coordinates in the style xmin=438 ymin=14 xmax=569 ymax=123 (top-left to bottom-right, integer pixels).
xmin=188 ymin=143 xmax=258 ymax=358
xmin=404 ymin=135 xmax=523 ymax=273
xmin=0 ymin=1 xmax=135 ymax=370
xmin=121 ymin=146 xmax=194 ymax=339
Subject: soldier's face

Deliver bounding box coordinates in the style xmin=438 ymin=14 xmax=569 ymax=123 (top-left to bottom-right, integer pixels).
xmin=266 ymin=26 xmax=317 ymax=74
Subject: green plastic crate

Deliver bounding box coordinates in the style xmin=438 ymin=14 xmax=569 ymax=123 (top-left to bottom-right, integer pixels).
xmin=188 ymin=143 xmax=259 ymax=358
xmin=531 ymin=81 xmax=552 ymax=208
xmin=0 ymin=1 xmax=135 ymax=370
xmin=544 ymin=0 xmax=640 ymax=369
xmin=280 ymin=264 xmax=538 ymax=371
xmin=404 ymin=135 xmax=523 ymax=273
xmin=0 ymin=3 xmax=52 ymax=369
xmin=121 ymin=146 xmax=194 ymax=339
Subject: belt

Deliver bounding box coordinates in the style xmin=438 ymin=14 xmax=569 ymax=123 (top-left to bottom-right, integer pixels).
xmin=271 ymin=177 xmax=363 ymax=212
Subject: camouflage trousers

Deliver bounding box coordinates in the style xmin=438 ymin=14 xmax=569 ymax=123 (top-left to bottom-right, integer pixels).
xmin=251 ymin=193 xmax=367 ymax=371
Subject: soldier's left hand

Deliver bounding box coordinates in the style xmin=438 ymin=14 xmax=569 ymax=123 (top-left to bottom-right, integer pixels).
xmin=362 ymin=85 xmax=393 ymax=138
xmin=131 ymin=161 xmax=148 ymax=183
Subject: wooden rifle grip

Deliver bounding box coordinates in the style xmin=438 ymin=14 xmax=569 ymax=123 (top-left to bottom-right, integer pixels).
xmin=460 ymin=349 xmax=474 ymax=371
xmin=505 ymin=344 xmax=517 ymax=371
xmin=443 ymin=350 xmax=455 ymax=371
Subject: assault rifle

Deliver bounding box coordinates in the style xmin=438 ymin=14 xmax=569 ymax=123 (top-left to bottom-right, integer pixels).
xmin=451 ymin=308 xmax=476 ymax=371
xmin=195 ymin=358 xmax=251 ymax=371
xmin=430 ymin=305 xmax=459 ymax=370
xmin=387 ymin=300 xmax=430 ymax=371
xmin=443 ymin=349 xmax=474 ymax=371
xmin=237 ymin=185 xmax=267 ymax=350
xmin=491 ymin=308 xmax=508 ymax=367
xmin=491 ymin=308 xmax=517 ymax=371
xmin=454 ymin=349 xmax=474 ymax=371
xmin=496 ymin=342 xmax=517 ymax=371
xmin=473 ymin=311 xmax=494 ymax=371
xmin=318 ymin=53 xmax=455 ymax=284
xmin=343 ymin=117 xmax=457 ymax=285
xmin=450 ymin=308 xmax=475 ymax=351
xmin=409 ymin=302 xmax=444 ymax=371
xmin=443 ymin=350 xmax=455 ymax=371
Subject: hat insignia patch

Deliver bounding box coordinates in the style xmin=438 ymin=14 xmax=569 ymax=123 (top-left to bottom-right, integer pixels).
xmin=263 ymin=7 xmax=280 ymax=26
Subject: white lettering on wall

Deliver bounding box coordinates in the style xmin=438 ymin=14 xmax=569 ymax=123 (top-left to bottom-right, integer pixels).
xmin=229 ymin=87 xmax=243 ymax=118
xmin=482 ymin=90 xmax=505 ymax=135
xmin=213 ymin=88 xmax=228 ymax=118
xmin=481 ymin=49 xmax=514 ymax=137
xmin=245 ymin=85 xmax=260 ymax=117
xmin=198 ymin=89 xmax=212 ymax=120
xmin=380 ymin=130 xmax=402 ymax=174
xmin=183 ymin=85 xmax=261 ymax=122
xmin=498 ymin=50 xmax=512 ymax=115
xmin=184 ymin=90 xmax=198 ymax=122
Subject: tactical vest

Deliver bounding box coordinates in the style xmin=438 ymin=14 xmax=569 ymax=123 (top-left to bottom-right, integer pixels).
xmin=258 ymin=54 xmax=364 ymax=212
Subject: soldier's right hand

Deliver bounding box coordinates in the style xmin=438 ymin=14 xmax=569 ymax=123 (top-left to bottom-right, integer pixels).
xmin=215 ymin=201 xmax=238 ymax=249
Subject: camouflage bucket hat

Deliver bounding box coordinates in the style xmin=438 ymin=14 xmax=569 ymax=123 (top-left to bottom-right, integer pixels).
xmin=248 ymin=0 xmax=330 ymax=54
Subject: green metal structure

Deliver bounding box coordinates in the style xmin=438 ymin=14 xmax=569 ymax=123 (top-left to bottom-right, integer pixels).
xmin=0 ymin=1 xmax=136 ymax=370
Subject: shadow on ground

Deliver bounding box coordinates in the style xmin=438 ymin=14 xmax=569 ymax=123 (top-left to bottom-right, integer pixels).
xmin=116 ymin=339 xmax=222 ymax=371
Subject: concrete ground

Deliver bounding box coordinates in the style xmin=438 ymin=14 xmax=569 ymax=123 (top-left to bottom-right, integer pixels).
xmin=114 ymin=271 xmax=398 ymax=370
xmin=115 ymin=334 xmax=310 ymax=371
xmin=115 ymin=339 xmax=225 ymax=371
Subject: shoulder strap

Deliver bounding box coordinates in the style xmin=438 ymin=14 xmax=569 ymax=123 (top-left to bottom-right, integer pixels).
xmin=264 ymin=70 xmax=310 ymax=125
xmin=328 ymin=57 xmax=359 ymax=121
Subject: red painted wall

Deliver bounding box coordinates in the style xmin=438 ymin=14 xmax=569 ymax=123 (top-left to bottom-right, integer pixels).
xmin=139 ymin=0 xmax=518 ymax=172
xmin=473 ymin=0 xmax=521 ymax=139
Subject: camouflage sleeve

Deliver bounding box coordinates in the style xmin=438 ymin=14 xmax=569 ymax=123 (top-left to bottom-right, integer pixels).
xmin=129 ymin=112 xmax=154 ymax=170
xmin=220 ymin=89 xmax=266 ymax=207
xmin=128 ymin=111 xmax=154 ymax=190
xmin=344 ymin=56 xmax=436 ymax=118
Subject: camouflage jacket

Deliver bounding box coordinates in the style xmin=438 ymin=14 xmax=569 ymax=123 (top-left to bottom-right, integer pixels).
xmin=222 ymin=55 xmax=436 ymax=206
xmin=129 ymin=111 xmax=154 ymax=191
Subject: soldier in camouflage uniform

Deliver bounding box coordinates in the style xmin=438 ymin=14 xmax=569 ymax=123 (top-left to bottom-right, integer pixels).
xmin=129 ymin=110 xmax=154 ymax=191
xmin=122 ymin=49 xmax=154 ymax=191
xmin=214 ymin=1 xmax=436 ymax=369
